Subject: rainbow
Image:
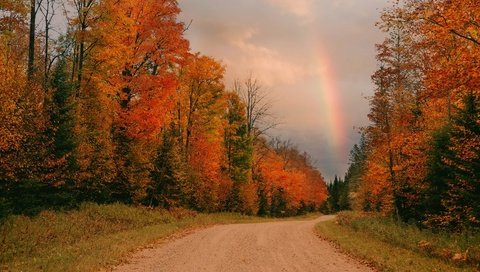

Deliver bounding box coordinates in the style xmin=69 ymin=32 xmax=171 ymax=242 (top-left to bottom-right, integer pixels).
xmin=314 ymin=41 xmax=347 ymax=163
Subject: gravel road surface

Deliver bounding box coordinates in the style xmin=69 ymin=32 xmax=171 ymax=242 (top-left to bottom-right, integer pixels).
xmin=113 ymin=215 xmax=373 ymax=272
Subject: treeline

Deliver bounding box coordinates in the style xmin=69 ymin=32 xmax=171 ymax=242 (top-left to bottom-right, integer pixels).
xmin=321 ymin=176 xmax=349 ymax=214
xmin=344 ymin=0 xmax=480 ymax=231
xmin=321 ymin=135 xmax=367 ymax=214
xmin=0 ymin=0 xmax=328 ymax=217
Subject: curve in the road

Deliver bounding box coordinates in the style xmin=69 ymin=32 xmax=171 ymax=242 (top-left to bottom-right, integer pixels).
xmin=113 ymin=215 xmax=373 ymax=272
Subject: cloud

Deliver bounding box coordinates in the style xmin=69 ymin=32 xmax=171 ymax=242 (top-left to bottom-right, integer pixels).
xmin=265 ymin=0 xmax=314 ymax=18
xmin=222 ymin=28 xmax=313 ymax=86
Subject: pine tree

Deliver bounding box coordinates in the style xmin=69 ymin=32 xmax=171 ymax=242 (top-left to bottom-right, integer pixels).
xmin=225 ymin=93 xmax=254 ymax=213
xmin=49 ymin=58 xmax=77 ymax=173
xmin=425 ymin=94 xmax=480 ymax=230
xmin=148 ymin=125 xmax=191 ymax=208
xmin=345 ymin=134 xmax=368 ymax=210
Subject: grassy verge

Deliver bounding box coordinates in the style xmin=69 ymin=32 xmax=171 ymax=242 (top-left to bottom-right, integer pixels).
xmin=315 ymin=211 xmax=480 ymax=272
xmin=0 ymin=203 xmax=316 ymax=271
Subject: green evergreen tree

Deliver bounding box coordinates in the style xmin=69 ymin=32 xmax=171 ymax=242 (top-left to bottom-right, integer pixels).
xmin=270 ymin=187 xmax=287 ymax=217
xmin=49 ymin=58 xmax=77 ymax=171
xmin=330 ymin=176 xmax=340 ymax=212
xmin=345 ymin=134 xmax=368 ymax=208
xmin=424 ymin=125 xmax=453 ymax=219
xmin=425 ymin=93 xmax=480 ymax=230
xmin=147 ymin=125 xmax=191 ymax=208
xmin=225 ymin=93 xmax=254 ymax=212
xmin=338 ymin=177 xmax=350 ymax=210
xmin=257 ymin=182 xmax=270 ymax=216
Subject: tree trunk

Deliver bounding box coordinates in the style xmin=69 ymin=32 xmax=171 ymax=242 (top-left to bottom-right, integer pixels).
xmin=28 ymin=0 xmax=36 ymax=79
xmin=78 ymin=41 xmax=84 ymax=83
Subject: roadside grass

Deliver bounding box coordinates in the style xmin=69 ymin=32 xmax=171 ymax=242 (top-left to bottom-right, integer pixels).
xmin=0 ymin=203 xmax=318 ymax=271
xmin=315 ymin=211 xmax=480 ymax=272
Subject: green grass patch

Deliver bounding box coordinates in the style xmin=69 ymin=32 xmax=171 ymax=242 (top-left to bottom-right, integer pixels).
xmin=315 ymin=211 xmax=480 ymax=272
xmin=0 ymin=203 xmax=306 ymax=271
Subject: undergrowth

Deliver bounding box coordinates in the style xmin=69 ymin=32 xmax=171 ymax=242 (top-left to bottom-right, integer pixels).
xmin=315 ymin=211 xmax=480 ymax=272
xmin=0 ymin=203 xmax=267 ymax=271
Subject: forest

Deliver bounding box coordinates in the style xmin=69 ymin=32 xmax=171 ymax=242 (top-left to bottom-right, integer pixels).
xmin=2 ymin=0 xmax=480 ymax=270
xmin=1 ymin=0 xmax=479 ymax=232
xmin=327 ymin=0 xmax=480 ymax=232
xmin=0 ymin=0 xmax=328 ymax=218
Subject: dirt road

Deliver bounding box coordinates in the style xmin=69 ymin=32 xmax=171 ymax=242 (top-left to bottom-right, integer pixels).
xmin=113 ymin=215 xmax=373 ymax=272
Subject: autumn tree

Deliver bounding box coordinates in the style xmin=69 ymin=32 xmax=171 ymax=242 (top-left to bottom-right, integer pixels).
xmin=0 ymin=1 xmax=28 ymax=143
xmin=256 ymin=138 xmax=327 ymax=216
xmin=175 ymin=53 xmax=232 ymax=211
xmin=177 ymin=54 xmax=224 ymax=156
xmin=77 ymin=0 xmax=189 ymax=202
xmin=0 ymin=0 xmax=61 ymax=214
xmin=0 ymin=0 xmax=30 ymax=185
xmin=356 ymin=1 xmax=429 ymax=219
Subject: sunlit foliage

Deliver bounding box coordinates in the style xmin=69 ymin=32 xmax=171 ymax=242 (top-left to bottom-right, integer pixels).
xmin=0 ymin=0 xmax=328 ymax=217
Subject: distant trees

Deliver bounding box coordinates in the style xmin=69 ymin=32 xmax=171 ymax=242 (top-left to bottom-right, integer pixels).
xmin=321 ymin=176 xmax=349 ymax=214
xmin=256 ymin=138 xmax=328 ymax=216
xmin=321 ymin=134 xmax=368 ymax=215
xmin=0 ymin=0 xmax=328 ymax=217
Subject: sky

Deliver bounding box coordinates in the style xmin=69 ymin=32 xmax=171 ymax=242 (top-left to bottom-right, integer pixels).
xmin=178 ymin=0 xmax=391 ymax=182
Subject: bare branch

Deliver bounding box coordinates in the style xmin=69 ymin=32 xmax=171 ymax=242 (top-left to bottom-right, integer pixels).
xmin=233 ymin=73 xmax=277 ymax=140
xmin=183 ymin=19 xmax=193 ymax=33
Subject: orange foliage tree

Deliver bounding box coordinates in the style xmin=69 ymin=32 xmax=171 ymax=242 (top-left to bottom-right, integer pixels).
xmin=256 ymin=139 xmax=328 ymax=216
xmin=83 ymin=0 xmax=189 ymax=201
xmin=176 ymin=53 xmax=230 ymax=211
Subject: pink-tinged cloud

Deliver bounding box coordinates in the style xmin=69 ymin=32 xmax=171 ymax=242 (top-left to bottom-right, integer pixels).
xmin=265 ymin=0 xmax=314 ymax=18
xmin=225 ymin=28 xmax=314 ymax=86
